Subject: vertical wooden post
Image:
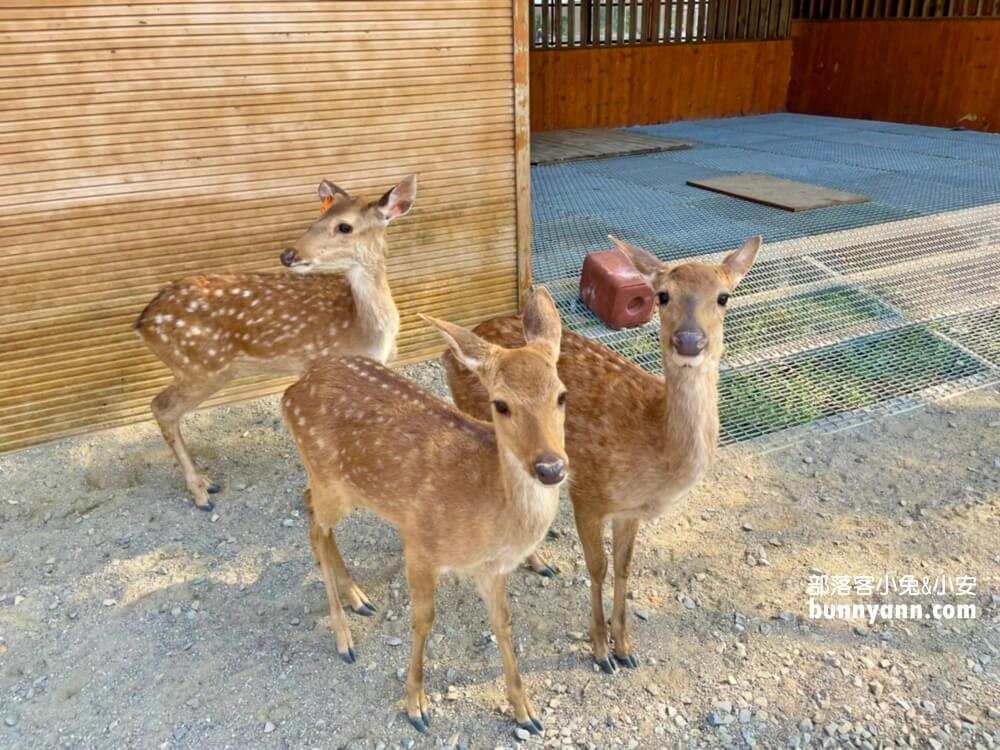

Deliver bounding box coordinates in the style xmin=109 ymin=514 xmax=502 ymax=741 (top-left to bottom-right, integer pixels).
xmin=706 ymin=0 xmax=720 ymax=38
xmin=513 ymin=0 xmax=533 ymax=310
xmin=554 ymin=0 xmax=563 ymax=47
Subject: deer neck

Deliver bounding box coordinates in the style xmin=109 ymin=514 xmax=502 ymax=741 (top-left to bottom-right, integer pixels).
xmin=657 ymin=360 xmax=720 ymax=477
xmin=345 ymin=249 xmax=399 ymax=363
xmin=496 ymin=447 xmax=560 ymax=546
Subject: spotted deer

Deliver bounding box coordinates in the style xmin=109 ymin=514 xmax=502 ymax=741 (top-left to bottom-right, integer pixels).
xmin=281 ymin=289 xmax=567 ymax=735
xmin=137 ymin=176 xmax=416 ymax=510
xmin=445 ymin=236 xmax=761 ymax=673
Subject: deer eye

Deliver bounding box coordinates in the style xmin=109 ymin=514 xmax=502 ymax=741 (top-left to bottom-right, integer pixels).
xmin=492 ymin=400 xmax=510 ymax=416
xmin=657 ymin=291 xmax=670 ymax=305
xmin=336 ymin=222 xmax=353 ymax=234
xmin=717 ymin=293 xmax=731 ymax=307
xmin=557 ymin=392 xmax=567 ymax=407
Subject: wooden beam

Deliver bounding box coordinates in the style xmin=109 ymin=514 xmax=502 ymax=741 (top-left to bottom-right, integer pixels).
xmin=513 ymin=0 xmax=533 ymax=309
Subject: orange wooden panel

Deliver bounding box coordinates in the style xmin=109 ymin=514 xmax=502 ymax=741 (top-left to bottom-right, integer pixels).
xmin=528 ymin=40 xmax=793 ymax=131
xmin=788 ymin=19 xmax=1000 ymax=132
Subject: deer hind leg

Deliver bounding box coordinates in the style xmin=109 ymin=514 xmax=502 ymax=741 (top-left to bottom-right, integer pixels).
xmin=610 ymin=517 xmax=641 ymax=668
xmin=575 ymin=507 xmax=613 ymax=673
xmin=476 ymin=572 xmax=543 ymax=735
xmin=524 ymin=550 xmax=558 ymax=578
xmin=302 ymin=488 xmax=375 ymax=617
xmin=151 ymin=376 xmax=227 ymax=510
xmin=304 ymin=488 xmax=357 ymax=664
xmin=403 ymin=556 xmax=436 ymax=733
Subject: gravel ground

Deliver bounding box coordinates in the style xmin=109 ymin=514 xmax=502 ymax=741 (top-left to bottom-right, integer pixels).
xmin=0 ymin=363 xmax=997 ymax=750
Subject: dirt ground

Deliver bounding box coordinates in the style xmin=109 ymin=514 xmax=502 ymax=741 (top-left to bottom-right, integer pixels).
xmin=0 ymin=363 xmax=997 ymax=750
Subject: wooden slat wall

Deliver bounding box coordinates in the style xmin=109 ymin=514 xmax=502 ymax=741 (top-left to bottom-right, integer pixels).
xmin=529 ymin=40 xmax=792 ymax=130
xmin=788 ymin=19 xmax=1000 ymax=132
xmin=0 ymin=1 xmax=527 ymax=453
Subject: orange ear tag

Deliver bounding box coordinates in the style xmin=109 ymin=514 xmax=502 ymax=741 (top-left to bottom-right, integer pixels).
xmin=320 ymin=195 xmax=334 ymax=213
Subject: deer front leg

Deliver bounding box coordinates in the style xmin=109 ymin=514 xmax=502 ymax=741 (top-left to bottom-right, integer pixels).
xmin=476 ymin=572 xmax=543 ymax=735
xmin=307 ymin=514 xmax=356 ymax=663
xmin=576 ymin=510 xmax=613 ymax=673
xmin=151 ymin=377 xmax=225 ymax=510
xmin=403 ymin=559 xmax=436 ymax=733
xmin=610 ymin=517 xmax=640 ymax=668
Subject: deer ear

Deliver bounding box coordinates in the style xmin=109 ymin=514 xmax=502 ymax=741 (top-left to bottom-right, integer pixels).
xmin=522 ymin=287 xmax=562 ymax=359
xmin=608 ymin=235 xmax=662 ymax=286
xmin=722 ymin=236 xmax=762 ymax=289
xmin=420 ymin=313 xmax=494 ymax=372
xmin=376 ymin=175 xmax=417 ymax=222
xmin=318 ymin=180 xmax=348 ymax=204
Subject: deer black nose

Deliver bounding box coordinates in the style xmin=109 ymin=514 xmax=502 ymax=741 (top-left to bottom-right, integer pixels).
xmin=534 ymin=453 xmax=566 ymax=486
xmin=672 ymin=331 xmax=707 ymax=357
xmin=280 ymin=248 xmax=297 ymax=267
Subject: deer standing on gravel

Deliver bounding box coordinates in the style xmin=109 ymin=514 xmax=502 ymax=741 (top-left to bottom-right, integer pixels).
xmin=281 ymin=289 xmax=567 ymax=735
xmin=137 ymin=176 xmax=416 ymax=510
xmin=445 ymin=236 xmax=761 ymax=673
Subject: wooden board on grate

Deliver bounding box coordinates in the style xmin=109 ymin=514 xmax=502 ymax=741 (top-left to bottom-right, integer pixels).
xmin=688 ymin=173 xmax=871 ymax=212
xmin=531 ymin=128 xmax=691 ymax=165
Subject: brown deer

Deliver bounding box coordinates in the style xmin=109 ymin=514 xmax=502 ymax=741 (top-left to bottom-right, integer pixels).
xmin=137 ymin=176 xmax=416 ymax=511
xmin=281 ymin=289 xmax=567 ymax=735
xmin=445 ymin=235 xmax=761 ymax=673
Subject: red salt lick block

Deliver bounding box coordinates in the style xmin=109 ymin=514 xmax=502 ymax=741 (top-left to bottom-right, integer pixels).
xmin=579 ymin=250 xmax=654 ymax=330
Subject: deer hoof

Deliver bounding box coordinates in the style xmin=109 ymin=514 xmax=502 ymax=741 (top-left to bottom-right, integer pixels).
xmin=407 ymin=714 xmax=429 ymax=734
xmin=350 ymin=602 xmax=377 ymax=617
xmin=613 ymin=653 xmax=639 ymax=669
xmin=518 ymin=718 xmax=544 ymax=735
xmin=339 ymin=646 xmax=357 ymax=664
xmin=196 ymin=500 xmax=215 ymax=513
xmin=206 ymin=482 xmax=222 ymax=494
xmin=594 ymin=656 xmax=617 ymax=674
xmin=536 ymin=565 xmax=558 ymax=578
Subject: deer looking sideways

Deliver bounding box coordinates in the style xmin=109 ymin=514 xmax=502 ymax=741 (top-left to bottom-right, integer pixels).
xmin=446 ymin=235 xmax=761 ymax=673
xmin=282 ymin=289 xmax=567 ymax=735
xmin=136 ymin=176 xmax=416 ymax=510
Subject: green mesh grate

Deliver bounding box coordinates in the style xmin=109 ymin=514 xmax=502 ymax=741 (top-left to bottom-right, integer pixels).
xmin=717 ymin=325 xmax=992 ymax=443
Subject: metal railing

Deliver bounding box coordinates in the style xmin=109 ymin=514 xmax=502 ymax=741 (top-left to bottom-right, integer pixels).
xmin=531 ymin=0 xmax=793 ymax=48
xmin=794 ymin=0 xmax=1000 ymax=18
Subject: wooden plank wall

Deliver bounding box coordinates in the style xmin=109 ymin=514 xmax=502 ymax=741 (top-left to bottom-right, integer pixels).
xmin=530 ymin=40 xmax=793 ymax=130
xmin=0 ymin=1 xmax=526 ymax=453
xmin=788 ymin=19 xmax=1000 ymax=132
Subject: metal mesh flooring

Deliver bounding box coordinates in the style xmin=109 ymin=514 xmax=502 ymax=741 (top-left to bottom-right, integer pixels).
xmin=532 ymin=115 xmax=1000 ymax=446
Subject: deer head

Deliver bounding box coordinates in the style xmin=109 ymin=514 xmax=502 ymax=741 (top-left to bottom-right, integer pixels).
xmin=281 ymin=175 xmax=417 ymax=273
xmin=610 ymin=235 xmax=761 ymax=370
xmin=422 ymin=289 xmax=569 ymax=486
